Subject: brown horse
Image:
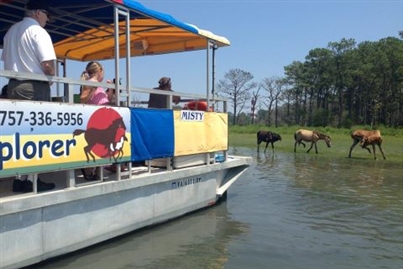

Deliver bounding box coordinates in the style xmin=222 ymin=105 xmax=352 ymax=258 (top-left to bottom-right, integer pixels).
xmin=294 ymin=129 xmax=332 ymax=154
xmin=73 ymin=117 xmax=127 ymax=162
xmin=348 ymin=129 xmax=386 ymax=160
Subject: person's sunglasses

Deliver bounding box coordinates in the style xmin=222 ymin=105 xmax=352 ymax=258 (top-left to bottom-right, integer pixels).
xmin=39 ymin=9 xmax=54 ymax=23
xmin=39 ymin=9 xmax=49 ymax=16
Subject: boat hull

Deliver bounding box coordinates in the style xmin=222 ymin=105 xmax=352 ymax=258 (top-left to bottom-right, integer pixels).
xmin=0 ymin=157 xmax=250 ymax=269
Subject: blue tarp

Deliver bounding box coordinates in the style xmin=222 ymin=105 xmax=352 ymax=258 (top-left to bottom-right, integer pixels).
xmin=130 ymin=108 xmax=174 ymax=161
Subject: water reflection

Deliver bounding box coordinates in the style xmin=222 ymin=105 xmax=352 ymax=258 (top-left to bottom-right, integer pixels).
xmin=24 ymin=147 xmax=403 ymax=269
xmin=242 ymin=147 xmax=403 ymax=269
xmin=26 ymin=203 xmax=248 ymax=269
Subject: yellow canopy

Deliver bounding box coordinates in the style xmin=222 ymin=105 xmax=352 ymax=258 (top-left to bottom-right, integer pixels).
xmin=54 ymin=19 xmax=230 ymax=61
xmin=1 ymin=0 xmax=230 ymax=62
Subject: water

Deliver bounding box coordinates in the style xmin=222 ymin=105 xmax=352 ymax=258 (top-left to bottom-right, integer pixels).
xmin=27 ymin=148 xmax=403 ymax=269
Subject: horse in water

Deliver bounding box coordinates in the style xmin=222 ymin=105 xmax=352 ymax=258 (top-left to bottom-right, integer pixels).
xmin=349 ymin=129 xmax=386 ymax=160
xmin=257 ymin=130 xmax=282 ymax=153
xmin=73 ymin=117 xmax=127 ymax=162
xmin=294 ymin=129 xmax=332 ymax=154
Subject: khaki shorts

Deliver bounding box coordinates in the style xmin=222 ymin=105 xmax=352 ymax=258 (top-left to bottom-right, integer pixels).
xmin=8 ymin=79 xmax=51 ymax=101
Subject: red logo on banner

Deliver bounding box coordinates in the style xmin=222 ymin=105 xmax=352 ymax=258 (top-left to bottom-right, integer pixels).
xmin=73 ymin=107 xmax=128 ymax=162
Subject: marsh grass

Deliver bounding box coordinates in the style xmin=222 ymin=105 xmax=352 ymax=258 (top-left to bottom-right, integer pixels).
xmin=229 ymin=125 xmax=403 ymax=163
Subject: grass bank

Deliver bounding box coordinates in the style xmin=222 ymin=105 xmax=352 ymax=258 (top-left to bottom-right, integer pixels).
xmin=228 ymin=125 xmax=403 ymax=163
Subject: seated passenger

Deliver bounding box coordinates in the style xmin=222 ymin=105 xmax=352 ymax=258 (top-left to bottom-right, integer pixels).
xmin=148 ymin=77 xmax=180 ymax=108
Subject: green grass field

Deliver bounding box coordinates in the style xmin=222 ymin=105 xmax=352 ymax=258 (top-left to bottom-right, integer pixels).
xmin=229 ymin=125 xmax=403 ymax=163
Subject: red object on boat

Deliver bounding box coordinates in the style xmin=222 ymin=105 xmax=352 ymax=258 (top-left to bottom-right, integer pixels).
xmin=185 ymin=101 xmax=212 ymax=111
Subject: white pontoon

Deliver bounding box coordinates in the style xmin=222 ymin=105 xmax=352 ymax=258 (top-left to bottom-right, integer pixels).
xmin=0 ymin=1 xmax=252 ymax=268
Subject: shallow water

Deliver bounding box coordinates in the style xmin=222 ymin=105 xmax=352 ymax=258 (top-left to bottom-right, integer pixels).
xmin=27 ymin=147 xmax=403 ymax=269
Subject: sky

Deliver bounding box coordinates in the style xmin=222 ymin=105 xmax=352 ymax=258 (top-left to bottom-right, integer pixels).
xmin=1 ymin=0 xmax=403 ymax=100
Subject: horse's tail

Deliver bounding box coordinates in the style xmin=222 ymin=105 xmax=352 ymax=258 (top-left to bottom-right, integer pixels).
xmin=73 ymin=129 xmax=86 ymax=137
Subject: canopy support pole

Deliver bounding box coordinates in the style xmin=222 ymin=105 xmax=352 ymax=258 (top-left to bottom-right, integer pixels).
xmin=206 ymin=41 xmax=210 ymax=111
xmin=125 ymin=8 xmax=131 ymax=108
xmin=113 ymin=4 xmax=131 ymax=107
xmin=113 ymin=4 xmax=120 ymax=106
xmin=211 ymin=42 xmax=217 ymax=107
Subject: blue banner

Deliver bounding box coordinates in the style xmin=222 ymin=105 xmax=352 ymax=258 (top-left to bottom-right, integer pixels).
xmin=130 ymin=108 xmax=174 ymax=161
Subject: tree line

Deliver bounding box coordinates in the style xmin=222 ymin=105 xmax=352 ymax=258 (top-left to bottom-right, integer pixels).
xmin=216 ymin=37 xmax=403 ymax=128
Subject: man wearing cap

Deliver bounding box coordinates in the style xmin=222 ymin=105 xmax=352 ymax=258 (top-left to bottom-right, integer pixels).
xmin=1 ymin=0 xmax=56 ymax=192
xmin=1 ymin=0 xmax=56 ymax=101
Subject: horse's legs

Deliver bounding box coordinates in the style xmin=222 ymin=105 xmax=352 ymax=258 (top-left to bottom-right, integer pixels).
xmin=84 ymin=145 xmax=96 ymax=162
xmin=114 ymin=148 xmax=124 ymax=162
xmin=314 ymin=142 xmax=318 ymax=154
xmin=307 ymin=142 xmax=314 ymax=153
xmin=83 ymin=145 xmax=90 ymax=162
xmin=257 ymin=140 xmax=261 ymax=152
xmin=295 ymin=139 xmax=305 ymax=152
xmin=362 ymin=143 xmax=372 ymax=154
xmin=348 ymin=139 xmax=360 ymax=158
xmin=370 ymin=144 xmax=377 ymax=160
xmin=377 ymin=143 xmax=386 ymax=160
xmin=271 ymin=142 xmax=275 ymax=153
xmin=264 ymin=142 xmax=269 ymax=153
xmin=89 ymin=151 xmax=96 ymax=162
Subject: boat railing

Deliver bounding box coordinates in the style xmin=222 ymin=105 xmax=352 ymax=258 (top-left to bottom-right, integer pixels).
xmin=0 ymin=69 xmax=229 ymax=197
xmin=0 ymin=70 xmax=228 ymax=107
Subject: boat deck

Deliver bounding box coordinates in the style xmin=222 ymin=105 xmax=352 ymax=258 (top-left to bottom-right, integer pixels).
xmin=0 ymin=165 xmax=166 ymax=201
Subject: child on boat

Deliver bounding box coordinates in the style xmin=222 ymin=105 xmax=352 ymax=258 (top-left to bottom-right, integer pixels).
xmin=79 ymin=61 xmax=115 ymax=180
xmin=80 ymin=61 xmax=113 ymax=105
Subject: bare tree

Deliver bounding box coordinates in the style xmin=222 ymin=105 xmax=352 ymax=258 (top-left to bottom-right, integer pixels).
xmin=250 ymin=87 xmax=261 ymax=124
xmin=217 ymin=68 xmax=256 ymax=125
xmin=274 ymin=78 xmax=287 ymax=127
xmin=260 ymin=76 xmax=283 ymax=126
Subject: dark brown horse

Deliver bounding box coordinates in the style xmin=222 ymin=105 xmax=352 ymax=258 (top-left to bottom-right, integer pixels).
xmin=294 ymin=129 xmax=331 ymax=154
xmin=73 ymin=117 xmax=127 ymax=162
xmin=257 ymin=130 xmax=282 ymax=153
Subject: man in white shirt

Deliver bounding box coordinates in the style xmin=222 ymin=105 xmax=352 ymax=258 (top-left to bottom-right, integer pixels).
xmin=2 ymin=0 xmax=56 ymax=101
xmin=1 ymin=0 xmax=56 ymax=192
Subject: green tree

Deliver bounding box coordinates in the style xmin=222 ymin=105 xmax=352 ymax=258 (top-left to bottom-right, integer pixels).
xmin=304 ymin=48 xmax=334 ymax=126
xmin=284 ymin=61 xmax=306 ymax=125
xmin=328 ymin=38 xmax=356 ymax=127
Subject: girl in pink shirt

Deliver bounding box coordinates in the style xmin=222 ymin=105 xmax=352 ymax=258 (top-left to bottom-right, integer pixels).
xmin=80 ymin=61 xmax=112 ymax=105
xmin=79 ymin=61 xmax=114 ymax=180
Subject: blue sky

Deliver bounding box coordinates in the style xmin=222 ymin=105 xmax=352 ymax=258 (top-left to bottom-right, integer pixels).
xmin=1 ymin=0 xmax=402 ymax=99
xmin=135 ymin=0 xmax=402 ymax=94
